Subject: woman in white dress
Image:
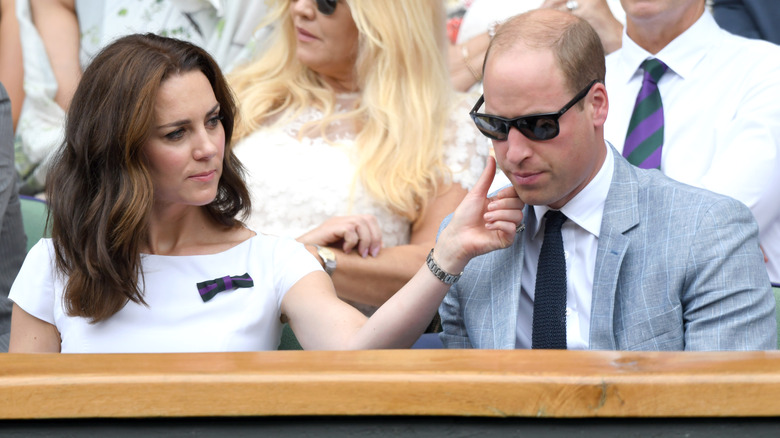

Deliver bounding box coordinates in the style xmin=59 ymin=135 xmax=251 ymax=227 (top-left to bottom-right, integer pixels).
xmin=7 ymin=33 xmax=524 ymax=353
xmin=229 ymin=0 xmax=491 ymax=317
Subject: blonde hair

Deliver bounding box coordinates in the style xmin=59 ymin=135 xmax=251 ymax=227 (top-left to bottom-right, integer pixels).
xmin=229 ymin=0 xmax=452 ymax=224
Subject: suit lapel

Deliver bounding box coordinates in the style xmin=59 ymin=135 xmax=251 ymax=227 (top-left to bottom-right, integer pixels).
xmin=488 ymin=206 xmax=534 ymax=349
xmin=589 ymin=147 xmax=640 ymax=350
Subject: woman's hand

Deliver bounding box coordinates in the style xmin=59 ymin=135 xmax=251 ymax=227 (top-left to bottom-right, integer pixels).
xmin=540 ymin=0 xmax=623 ymax=54
xmin=433 ymin=156 xmax=524 ymax=274
xmin=297 ymin=215 xmax=383 ymax=258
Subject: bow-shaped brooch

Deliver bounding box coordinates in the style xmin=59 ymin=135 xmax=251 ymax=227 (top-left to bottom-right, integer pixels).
xmin=196 ymin=273 xmax=254 ymax=302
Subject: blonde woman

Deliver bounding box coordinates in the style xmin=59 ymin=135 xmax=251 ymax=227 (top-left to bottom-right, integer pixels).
xmin=229 ymin=0 xmax=489 ymax=317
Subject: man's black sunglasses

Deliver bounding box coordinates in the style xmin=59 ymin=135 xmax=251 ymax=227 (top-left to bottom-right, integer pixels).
xmin=470 ymin=80 xmax=599 ymax=141
xmin=316 ymin=0 xmax=338 ymax=15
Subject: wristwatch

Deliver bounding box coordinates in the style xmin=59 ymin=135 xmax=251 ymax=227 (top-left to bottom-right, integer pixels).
xmin=315 ymin=245 xmax=337 ymax=276
xmin=426 ymin=249 xmax=462 ymax=285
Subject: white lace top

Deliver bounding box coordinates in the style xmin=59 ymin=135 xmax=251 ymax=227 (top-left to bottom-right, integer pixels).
xmin=233 ymin=92 xmax=490 ymax=247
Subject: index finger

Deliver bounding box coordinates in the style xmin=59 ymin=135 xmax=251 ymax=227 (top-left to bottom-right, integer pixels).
xmin=470 ymin=155 xmax=497 ymax=199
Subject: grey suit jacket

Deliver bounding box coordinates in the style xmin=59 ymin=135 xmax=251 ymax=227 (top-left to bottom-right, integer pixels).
xmin=440 ymin=147 xmax=777 ymax=351
xmin=0 ymin=83 xmax=27 ymax=352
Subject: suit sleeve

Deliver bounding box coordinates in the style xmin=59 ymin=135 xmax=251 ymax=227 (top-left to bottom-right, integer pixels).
xmin=439 ymin=281 xmax=474 ymax=349
xmin=436 ymin=213 xmax=473 ymax=349
xmin=682 ymin=197 xmax=776 ymax=350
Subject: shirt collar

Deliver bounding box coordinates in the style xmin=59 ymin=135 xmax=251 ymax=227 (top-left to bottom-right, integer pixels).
xmin=614 ymin=10 xmax=720 ymax=83
xmin=531 ymin=141 xmax=613 ymax=239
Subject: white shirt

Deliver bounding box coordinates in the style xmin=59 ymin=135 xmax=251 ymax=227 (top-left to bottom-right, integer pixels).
xmin=604 ymin=11 xmax=780 ymax=284
xmin=9 ymin=234 xmax=321 ymax=353
xmin=516 ymin=142 xmax=614 ymax=350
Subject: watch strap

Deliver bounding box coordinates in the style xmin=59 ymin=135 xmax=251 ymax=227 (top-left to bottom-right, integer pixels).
xmin=426 ymin=249 xmax=462 ymax=285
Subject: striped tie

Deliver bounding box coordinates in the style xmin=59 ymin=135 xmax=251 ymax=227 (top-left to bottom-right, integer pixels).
xmin=623 ymin=58 xmax=669 ymax=169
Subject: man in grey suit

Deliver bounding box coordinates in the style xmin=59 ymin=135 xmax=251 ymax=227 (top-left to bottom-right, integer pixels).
xmin=439 ymin=8 xmax=776 ymax=350
xmin=0 ymin=82 xmax=27 ymax=352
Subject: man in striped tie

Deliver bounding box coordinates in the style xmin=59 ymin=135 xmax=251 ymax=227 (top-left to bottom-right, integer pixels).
xmin=604 ymin=0 xmax=780 ymax=285
xmin=438 ymin=7 xmax=776 ymax=351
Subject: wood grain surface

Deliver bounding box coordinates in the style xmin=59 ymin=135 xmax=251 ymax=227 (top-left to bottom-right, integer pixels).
xmin=2 ymin=349 xmax=779 ymax=419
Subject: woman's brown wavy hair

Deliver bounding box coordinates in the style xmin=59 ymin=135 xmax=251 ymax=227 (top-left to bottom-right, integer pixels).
xmin=46 ymin=33 xmax=251 ymax=323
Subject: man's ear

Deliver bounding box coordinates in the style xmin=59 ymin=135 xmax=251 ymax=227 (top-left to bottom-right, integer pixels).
xmin=590 ymin=82 xmax=609 ymax=127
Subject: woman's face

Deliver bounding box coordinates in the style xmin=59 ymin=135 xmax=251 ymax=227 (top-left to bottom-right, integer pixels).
xmin=290 ymin=0 xmax=359 ymax=91
xmin=143 ymin=71 xmax=225 ymax=208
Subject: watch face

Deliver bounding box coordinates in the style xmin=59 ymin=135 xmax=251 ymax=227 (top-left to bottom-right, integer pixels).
xmin=317 ymin=246 xmax=337 ymax=275
xmin=318 ymin=246 xmax=336 ymax=261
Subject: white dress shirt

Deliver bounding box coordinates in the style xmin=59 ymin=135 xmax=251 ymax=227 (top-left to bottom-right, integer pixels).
xmin=516 ymin=142 xmax=614 ymax=350
xmin=604 ymin=11 xmax=780 ymax=284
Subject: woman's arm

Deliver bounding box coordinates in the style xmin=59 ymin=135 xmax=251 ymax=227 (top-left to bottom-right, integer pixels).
xmin=449 ymin=32 xmax=491 ymax=92
xmin=540 ymin=0 xmax=623 ymax=54
xmin=9 ymin=304 xmax=61 ymax=352
xmin=0 ymin=0 xmax=24 ymax=129
xmin=29 ymin=0 xmax=80 ymax=110
xmin=298 ymin=182 xmax=468 ymax=309
xmin=283 ymin=157 xmax=524 ymax=349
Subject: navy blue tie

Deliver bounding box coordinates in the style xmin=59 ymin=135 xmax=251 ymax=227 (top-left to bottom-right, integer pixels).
xmin=532 ymin=210 xmax=568 ymax=349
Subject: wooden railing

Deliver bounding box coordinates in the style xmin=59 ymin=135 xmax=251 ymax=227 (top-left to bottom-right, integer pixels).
xmin=2 ymin=349 xmax=780 ymax=420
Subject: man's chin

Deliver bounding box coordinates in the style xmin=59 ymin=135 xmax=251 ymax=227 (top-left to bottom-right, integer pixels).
xmin=511 ymin=188 xmax=551 ymax=207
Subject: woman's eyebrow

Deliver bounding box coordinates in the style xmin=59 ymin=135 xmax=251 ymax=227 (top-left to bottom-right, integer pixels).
xmin=156 ymin=104 xmax=221 ymax=129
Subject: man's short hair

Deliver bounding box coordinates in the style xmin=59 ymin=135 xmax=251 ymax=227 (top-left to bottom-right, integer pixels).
xmin=485 ymin=10 xmax=606 ymax=98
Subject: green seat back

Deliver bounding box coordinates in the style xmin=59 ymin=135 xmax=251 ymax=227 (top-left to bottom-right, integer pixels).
xmin=19 ymin=196 xmax=50 ymax=253
xmin=278 ymin=323 xmax=302 ymax=350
